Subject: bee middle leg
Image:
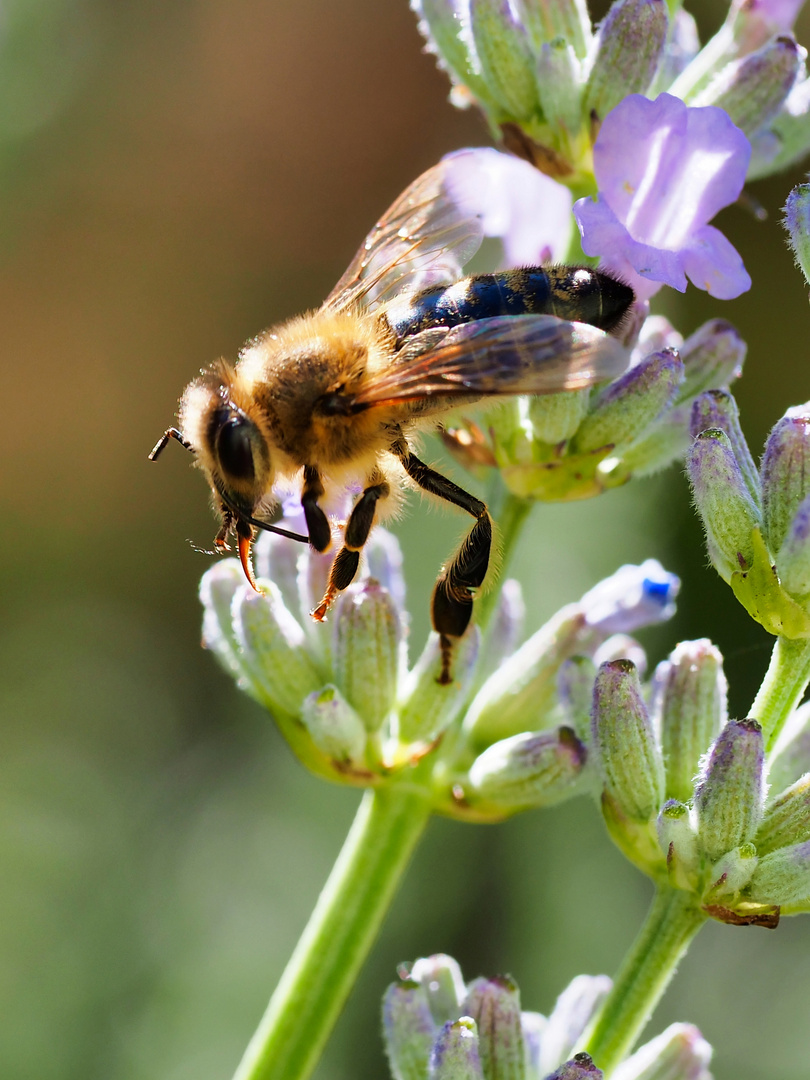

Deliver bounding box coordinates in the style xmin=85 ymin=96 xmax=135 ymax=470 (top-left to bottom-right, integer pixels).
xmin=392 ymin=441 xmax=492 ymax=685
xmin=311 ymin=474 xmax=390 ymax=621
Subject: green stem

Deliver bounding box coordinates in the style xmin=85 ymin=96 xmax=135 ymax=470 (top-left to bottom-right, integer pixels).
xmin=749 ymin=636 xmax=810 ymax=753
xmin=475 ymin=488 xmax=533 ymax=633
xmin=583 ymin=886 xmax=706 ymax=1075
xmin=232 ymin=785 xmax=431 ymax=1080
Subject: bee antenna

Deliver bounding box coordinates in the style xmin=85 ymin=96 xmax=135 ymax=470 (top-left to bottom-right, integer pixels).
xmin=149 ymin=427 xmax=194 ymax=461
xmin=246 ymin=515 xmax=310 ymax=544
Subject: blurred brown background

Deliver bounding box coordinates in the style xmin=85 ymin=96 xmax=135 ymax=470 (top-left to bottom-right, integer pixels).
xmin=2 ymin=1 xmax=810 ymax=1078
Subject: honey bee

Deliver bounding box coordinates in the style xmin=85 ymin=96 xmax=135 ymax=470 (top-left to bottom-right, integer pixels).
xmin=150 ymin=157 xmax=633 ymax=683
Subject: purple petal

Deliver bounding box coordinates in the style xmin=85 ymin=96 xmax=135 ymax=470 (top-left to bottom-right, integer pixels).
xmin=680 ymin=224 xmax=752 ymax=298
xmin=442 ymin=147 xmax=573 ymax=265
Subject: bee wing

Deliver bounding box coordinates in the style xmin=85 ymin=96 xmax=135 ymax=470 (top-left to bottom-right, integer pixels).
xmin=350 ymin=315 xmax=630 ymax=406
xmin=324 ymin=159 xmax=486 ymax=314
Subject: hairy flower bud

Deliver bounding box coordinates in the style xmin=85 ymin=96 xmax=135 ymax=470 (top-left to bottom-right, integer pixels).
xmin=784 ymin=182 xmax=810 ymax=287
xmin=546 ymin=1054 xmax=603 ymax=1080
xmin=687 ymin=428 xmax=762 ymax=580
xmin=383 ymin=980 xmax=438 ymax=1080
xmin=761 ymin=405 xmax=810 ymax=555
xmin=747 ymin=840 xmax=810 ymax=906
xmin=677 ymin=319 xmax=746 ymax=403
xmin=558 ymin=656 xmax=598 ymax=739
xmin=300 ymin=685 xmax=367 ymax=765
xmin=584 ymin=0 xmax=669 ymax=121
xmin=538 ymin=975 xmax=612 ymax=1076
xmin=332 ymin=581 xmax=402 ymax=732
xmin=706 ymin=843 xmax=758 ymax=899
xmin=463 ymin=976 xmax=524 ymax=1080
xmin=690 ymin=391 xmax=760 ymax=507
xmin=657 ymin=800 xmax=700 ymax=888
xmin=409 ymin=954 xmax=467 ymax=1026
xmin=465 ymin=727 xmax=586 ymax=813
xmin=469 ymin=0 xmax=539 ymax=120
xmin=653 ymin=639 xmax=728 ymax=803
xmin=591 ymin=660 xmax=665 ymax=823
xmin=774 ymin=492 xmax=810 ymax=597
xmin=429 ymin=1017 xmax=485 ymax=1080
xmin=768 ymin=701 xmax=810 ymax=792
xmin=757 ymin=773 xmax=810 ymax=853
xmin=397 ymin=630 xmax=480 ymax=749
xmin=694 ymin=719 xmax=765 ymax=862
xmin=513 ymin=0 xmax=591 ymax=58
xmin=612 ymin=1022 xmax=712 ymax=1080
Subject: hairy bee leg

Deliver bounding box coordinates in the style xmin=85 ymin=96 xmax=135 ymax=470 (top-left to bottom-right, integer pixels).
xmin=302 ymin=466 xmax=332 ymax=553
xmin=312 ymin=478 xmax=389 ymax=621
xmin=392 ymin=442 xmax=492 ymax=685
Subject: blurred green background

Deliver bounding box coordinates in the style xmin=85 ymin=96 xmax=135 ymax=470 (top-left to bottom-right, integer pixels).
xmin=3 ymin=1 xmax=810 ymax=1078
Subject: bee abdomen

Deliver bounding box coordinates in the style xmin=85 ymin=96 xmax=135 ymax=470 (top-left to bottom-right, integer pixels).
xmin=387 ymin=267 xmax=633 ymax=346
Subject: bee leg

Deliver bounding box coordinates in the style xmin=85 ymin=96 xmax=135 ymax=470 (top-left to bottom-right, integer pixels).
xmin=393 ymin=443 xmax=491 ymax=685
xmin=312 ymin=476 xmax=390 ymax=621
xmin=302 ymin=466 xmax=332 ymax=553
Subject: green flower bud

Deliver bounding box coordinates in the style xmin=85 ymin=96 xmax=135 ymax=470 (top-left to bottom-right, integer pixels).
xmin=429 ymin=1017 xmax=485 ymax=1080
xmin=397 ymin=630 xmax=480 ymax=750
xmin=558 ymin=656 xmax=598 ymax=740
xmin=232 ymin=579 xmax=324 ymax=716
xmin=691 ymin=35 xmax=802 ymax=139
xmin=761 ymin=405 xmax=810 ymax=556
xmin=676 ymin=320 xmax=746 ymax=405
xmin=756 ymin=773 xmax=810 ymax=854
xmin=686 ymin=428 xmax=762 ymax=581
xmin=469 ymin=0 xmax=540 ymax=120
xmin=332 ymin=581 xmax=402 ymax=732
xmin=463 ymin=976 xmax=524 ymax=1080
xmin=773 ymin=491 xmax=810 ymax=598
xmin=767 ymin=701 xmax=810 ymax=793
xmin=409 ymin=955 xmax=466 ymax=1027
xmin=783 ymin=182 xmax=810 ymax=288
xmin=747 ymin=840 xmax=810 ymax=906
xmin=574 ymin=350 xmax=684 ymax=455
xmin=690 ymin=391 xmax=760 ymax=509
xmin=546 ymin=1054 xmax=603 ymax=1080
xmin=591 ymin=660 xmax=665 ymax=823
xmin=529 ymin=387 xmax=589 ymax=445
xmin=694 ymin=719 xmax=765 ymax=862
xmin=615 ymin=405 xmax=691 ymax=480
xmin=412 ymin=0 xmax=495 ymax=109
xmin=513 ymin=0 xmax=592 ymax=59
xmin=657 ymin=800 xmax=700 ymax=890
xmin=653 ymin=639 xmax=727 ymax=804
xmin=534 ymin=40 xmax=585 ymax=152
xmin=613 ymin=1022 xmax=712 ymax=1080
xmin=705 ymin=843 xmax=759 ymax=899
xmin=584 ymin=0 xmax=669 ymax=122
xmin=465 ymin=726 xmax=586 ymax=813
xmin=383 ymin=980 xmax=438 ymax=1080
xmin=300 ymin=685 xmax=367 ymax=765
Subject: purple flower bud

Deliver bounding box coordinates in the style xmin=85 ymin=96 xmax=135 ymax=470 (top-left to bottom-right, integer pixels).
xmin=774 ymin=490 xmax=810 ymax=596
xmin=581 ymin=559 xmax=680 ymax=634
xmin=694 ymin=719 xmax=765 ymax=861
xmin=612 ymin=1022 xmax=712 ymax=1080
xmin=692 ymin=35 xmax=802 ymax=139
xmin=783 ymin=182 xmax=810 ymax=287
xmin=686 ymin=428 xmax=762 ymax=581
xmin=382 ymin=980 xmax=438 ymax=1080
xmin=466 ymin=727 xmax=587 ymax=812
xmin=546 ymin=1054 xmax=603 ymax=1080
xmin=409 ymin=955 xmax=467 ymax=1026
xmin=574 ymin=349 xmax=685 ymax=454
xmin=756 ymin=773 xmax=810 ymax=853
xmin=469 ymin=0 xmax=539 ymax=120
xmin=761 ymin=406 xmax=810 ymax=555
xmin=584 ymin=0 xmax=669 ymax=121
xmin=332 ymin=581 xmax=403 ymax=731
xmin=747 ymin=839 xmax=810 ymax=905
xmin=429 ymin=1017 xmax=486 ymax=1079
xmin=538 ymin=975 xmax=612 ymax=1076
xmin=463 ymin=976 xmax=524 ymax=1080
xmin=653 ymin=639 xmax=728 ymax=803
xmin=677 ymin=319 xmax=747 ymax=404
xmin=591 ymin=660 xmax=665 ymax=822
xmin=689 ymin=391 xmax=760 ymax=507
xmin=574 ymin=94 xmax=751 ymax=301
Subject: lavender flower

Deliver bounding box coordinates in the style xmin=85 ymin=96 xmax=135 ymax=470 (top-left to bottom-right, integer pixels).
xmin=573 ymin=94 xmax=752 ymax=300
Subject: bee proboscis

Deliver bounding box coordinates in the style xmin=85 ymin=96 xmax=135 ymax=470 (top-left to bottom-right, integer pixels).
xmin=150 ymin=157 xmax=633 ymax=684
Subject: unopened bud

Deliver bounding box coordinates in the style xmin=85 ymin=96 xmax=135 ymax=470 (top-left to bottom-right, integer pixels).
xmin=539 ymin=975 xmax=612 ymax=1074
xmin=558 ymin=656 xmax=598 ymax=739
xmin=529 ymin=387 xmax=590 ymax=445
xmin=690 ymin=391 xmax=760 ymax=508
xmin=469 ymin=0 xmax=540 ymax=120
xmin=463 ymin=976 xmax=524 ymax=1080
xmin=466 ymin=727 xmax=586 ymax=813
xmin=412 ymin=0 xmax=493 ymax=108
xmin=774 ymin=492 xmax=810 ymax=597
xmin=397 ymin=630 xmax=480 ymax=749
xmin=767 ymin=701 xmax=810 ymax=793
xmin=332 ymin=581 xmax=402 ymax=731
xmin=686 ymin=428 xmax=762 ymax=580
xmin=761 ymin=405 xmax=810 ymax=556
xmin=300 ymin=685 xmax=367 ymax=765
xmin=581 ymin=559 xmax=679 ymax=634
xmin=784 ymin=182 xmax=810 ymax=288
xmin=513 ymin=0 xmax=591 ymax=58
xmin=757 ymin=773 xmax=810 ymax=853
xmin=547 ymin=1054 xmax=603 ymax=1080
xmin=694 ymin=719 xmax=765 ymax=862
xmin=591 ymin=660 xmax=664 ymax=822
xmin=429 ymin=1017 xmax=485 ymax=1080
xmin=657 ymin=800 xmax=700 ymax=888
xmin=574 ymin=350 xmax=684 ymax=454
xmin=705 ymin=843 xmax=759 ymax=898
xmin=747 ymin=839 xmax=810 ymax=906
xmin=584 ymin=0 xmax=669 ymax=121
xmin=475 ymin=580 xmax=525 ymax=686
xmin=201 ymin=560 xmax=253 ymax=687
xmin=593 ymin=635 xmax=647 ymax=676
xmin=382 ymin=980 xmax=437 ymax=1080
xmin=409 ymin=955 xmax=466 ymax=1026
xmin=677 ymin=319 xmax=746 ymax=403
xmin=612 ymin=1022 xmax=712 ymax=1080
xmin=654 ymin=639 xmax=728 ymax=803
xmin=535 ymin=40 xmax=585 ymax=144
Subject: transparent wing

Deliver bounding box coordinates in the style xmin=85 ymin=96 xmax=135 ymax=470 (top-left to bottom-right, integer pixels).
xmin=323 ymin=159 xmax=486 ymax=314
xmin=350 ymin=316 xmax=629 ymax=406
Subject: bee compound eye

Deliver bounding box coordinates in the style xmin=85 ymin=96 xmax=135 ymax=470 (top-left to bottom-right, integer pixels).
xmin=215 ymin=413 xmax=256 ymax=482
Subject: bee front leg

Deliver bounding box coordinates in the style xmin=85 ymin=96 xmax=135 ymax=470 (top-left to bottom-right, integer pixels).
xmin=392 ymin=441 xmax=492 ymax=685
xmin=311 ymin=475 xmax=390 ymax=621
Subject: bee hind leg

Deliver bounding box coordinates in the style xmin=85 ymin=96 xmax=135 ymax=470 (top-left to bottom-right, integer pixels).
xmin=302 ymin=466 xmax=332 ymax=553
xmin=312 ymin=475 xmax=390 ymax=621
xmin=392 ymin=441 xmax=492 ymax=685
